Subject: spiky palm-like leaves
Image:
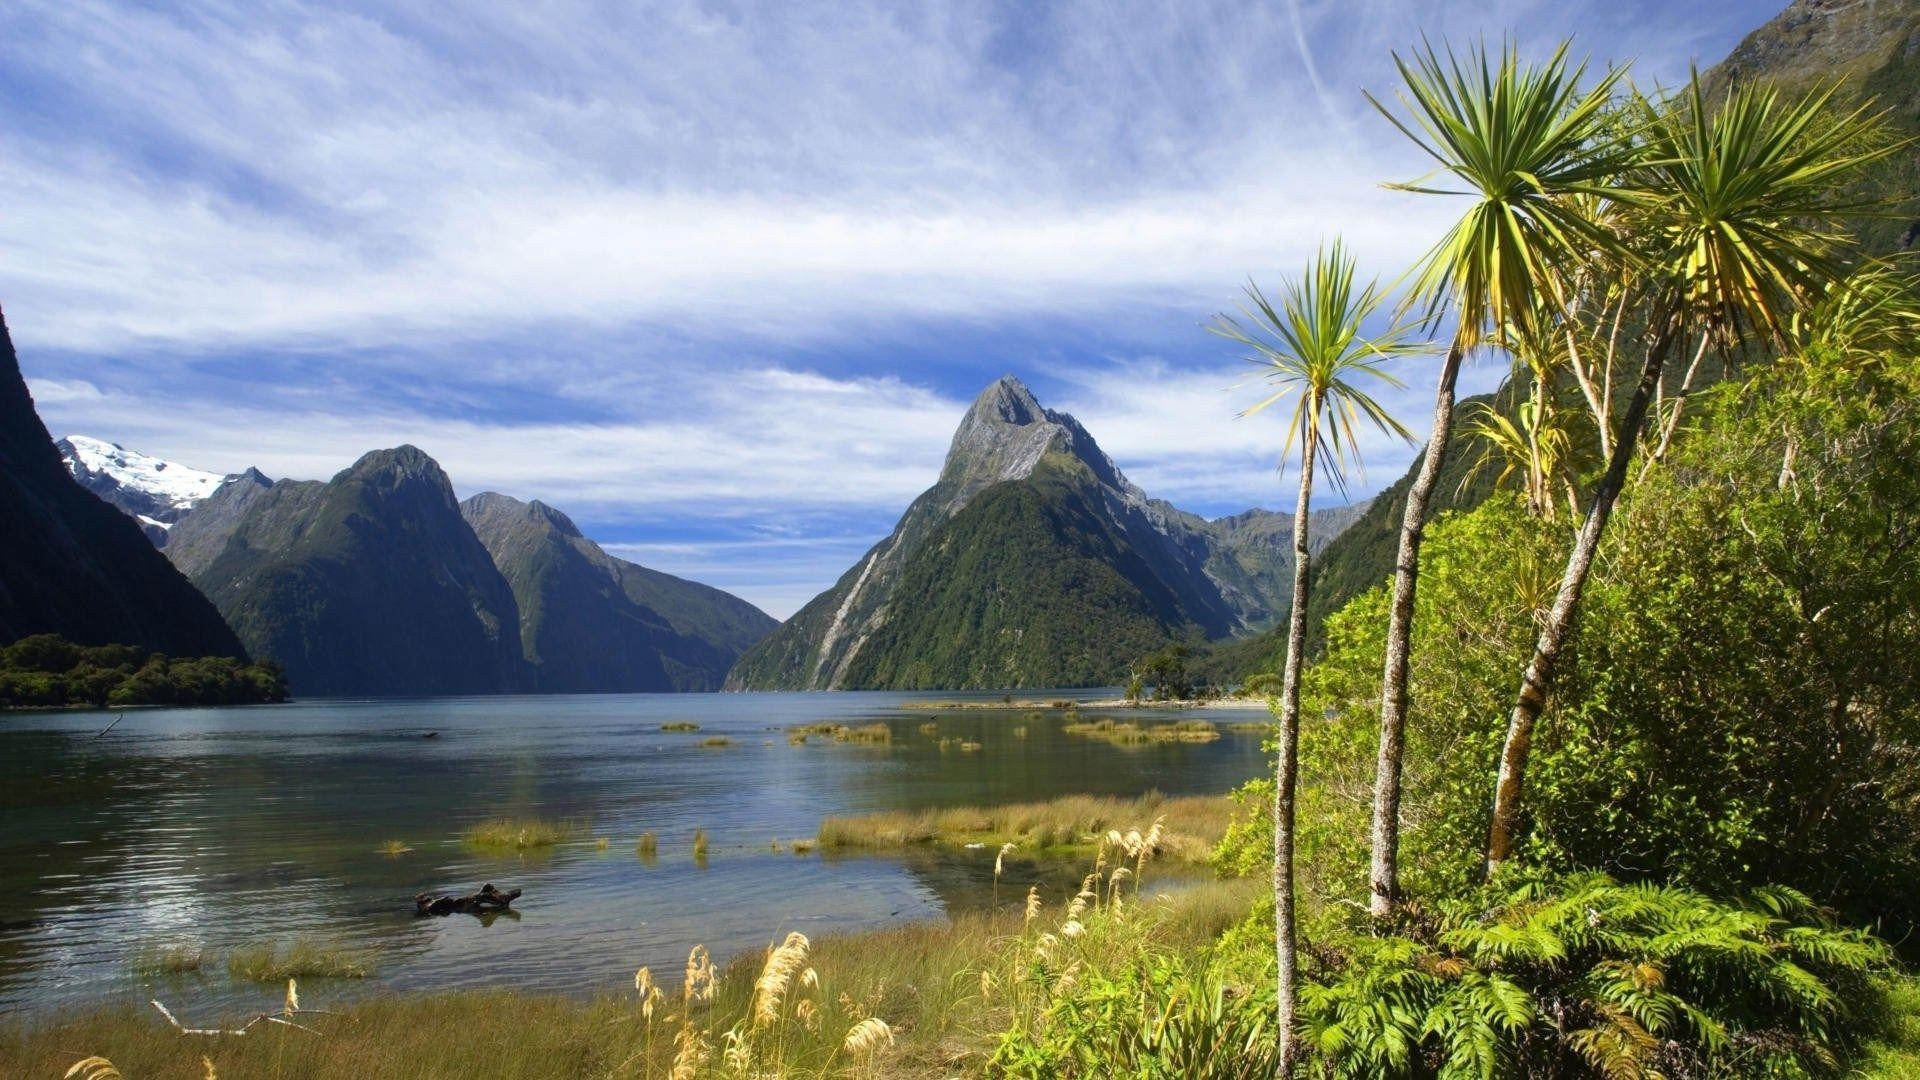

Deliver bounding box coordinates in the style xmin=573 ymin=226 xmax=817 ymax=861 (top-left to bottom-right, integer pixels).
xmin=1213 ymin=240 xmax=1415 ymax=1074
xmin=1485 ymin=75 xmax=1903 ymax=874
xmin=1365 ymin=38 xmax=1636 ymax=921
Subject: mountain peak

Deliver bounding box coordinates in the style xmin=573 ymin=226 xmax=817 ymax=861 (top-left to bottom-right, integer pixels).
xmin=943 ymin=375 xmax=1129 ymax=497
xmin=968 ymin=374 xmax=1046 ymax=426
xmin=462 ymin=491 xmax=583 ymax=538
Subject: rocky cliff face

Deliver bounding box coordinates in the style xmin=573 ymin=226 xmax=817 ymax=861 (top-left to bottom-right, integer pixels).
xmin=0 ymin=309 xmax=246 ymax=657
xmin=726 ymin=375 xmax=1368 ymax=690
xmin=460 ymin=492 xmax=774 ymax=692
xmin=172 ymin=446 xmax=527 ymax=697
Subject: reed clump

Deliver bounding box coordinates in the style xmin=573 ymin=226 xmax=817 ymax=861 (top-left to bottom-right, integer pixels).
xmin=462 ymin=817 xmax=577 ymax=850
xmin=702 ymin=735 xmax=733 ymax=748
xmin=226 ymin=940 xmax=373 ymax=982
xmin=693 ymin=829 xmax=710 ymax=857
xmin=661 ymin=722 xmax=701 ymax=732
xmin=376 ymin=839 xmax=412 ymax=856
xmin=636 ymin=832 xmax=658 ymax=857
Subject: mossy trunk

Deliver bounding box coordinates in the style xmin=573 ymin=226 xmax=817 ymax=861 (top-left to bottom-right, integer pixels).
xmin=1275 ymin=421 xmax=1318 ymax=1076
xmin=1369 ymin=340 xmax=1466 ymax=917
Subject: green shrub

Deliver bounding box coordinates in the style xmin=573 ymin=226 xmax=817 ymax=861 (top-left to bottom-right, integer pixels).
xmin=1295 ymin=873 xmax=1894 ymax=1079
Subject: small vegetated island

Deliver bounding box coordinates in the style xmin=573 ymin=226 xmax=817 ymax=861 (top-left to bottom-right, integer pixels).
xmin=0 ymin=634 xmax=288 ymax=709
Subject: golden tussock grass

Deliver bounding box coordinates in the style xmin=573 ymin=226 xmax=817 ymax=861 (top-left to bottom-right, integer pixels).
xmin=701 ymin=736 xmax=733 ymax=748
xmin=375 ymin=839 xmax=412 ymax=856
xmin=461 ymin=817 xmax=577 ymax=850
xmin=816 ymin=791 xmax=1233 ymax=862
xmin=661 ymin=722 xmax=701 ymax=732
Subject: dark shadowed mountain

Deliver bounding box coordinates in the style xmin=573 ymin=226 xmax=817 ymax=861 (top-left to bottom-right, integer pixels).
xmin=0 ymin=308 xmax=245 ymax=657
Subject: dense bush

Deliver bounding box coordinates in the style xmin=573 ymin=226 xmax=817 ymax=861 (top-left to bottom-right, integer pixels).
xmin=0 ymin=634 xmax=288 ymax=708
xmin=1216 ymin=349 xmax=1920 ymax=950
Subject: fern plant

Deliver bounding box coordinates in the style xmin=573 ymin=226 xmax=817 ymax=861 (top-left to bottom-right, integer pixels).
xmin=1297 ymin=873 xmax=1893 ymax=1079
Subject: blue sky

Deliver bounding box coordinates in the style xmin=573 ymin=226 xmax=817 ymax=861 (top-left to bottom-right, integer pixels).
xmin=2 ymin=0 xmax=1781 ymax=617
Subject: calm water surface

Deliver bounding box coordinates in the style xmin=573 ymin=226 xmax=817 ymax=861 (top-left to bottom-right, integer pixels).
xmin=0 ymin=692 xmax=1265 ymax=1019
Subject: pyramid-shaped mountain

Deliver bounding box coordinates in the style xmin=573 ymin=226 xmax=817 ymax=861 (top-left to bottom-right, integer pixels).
xmin=726 ymin=375 xmax=1365 ymax=690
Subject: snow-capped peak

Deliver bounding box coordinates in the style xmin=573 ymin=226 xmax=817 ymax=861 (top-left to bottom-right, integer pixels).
xmin=58 ymin=435 xmax=228 ymax=518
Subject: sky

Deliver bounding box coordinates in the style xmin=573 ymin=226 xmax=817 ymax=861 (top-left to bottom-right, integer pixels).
xmin=2 ymin=0 xmax=1782 ymax=618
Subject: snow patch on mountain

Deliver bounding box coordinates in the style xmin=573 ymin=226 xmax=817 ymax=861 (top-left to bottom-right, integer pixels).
xmin=60 ymin=435 xmax=226 ymax=513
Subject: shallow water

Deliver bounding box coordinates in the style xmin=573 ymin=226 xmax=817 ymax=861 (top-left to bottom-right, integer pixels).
xmin=0 ymin=692 xmax=1266 ymax=1019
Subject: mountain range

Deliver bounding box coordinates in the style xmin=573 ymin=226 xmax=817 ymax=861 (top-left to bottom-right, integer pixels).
xmin=727 ymin=376 xmax=1367 ymax=690
xmin=57 ymin=433 xmax=776 ymax=697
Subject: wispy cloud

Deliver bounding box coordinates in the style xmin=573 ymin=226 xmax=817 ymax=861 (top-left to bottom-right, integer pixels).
xmin=3 ymin=0 xmax=1775 ymax=614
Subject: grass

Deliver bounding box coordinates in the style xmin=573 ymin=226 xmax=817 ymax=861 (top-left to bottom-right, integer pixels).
xmin=376 ymin=839 xmax=412 ymax=856
xmin=661 ymin=722 xmax=701 ymax=732
xmin=129 ymin=944 xmax=204 ymax=976
xmin=6 ymin=870 xmax=1256 ymax=1080
xmin=462 ymin=817 xmax=577 ymax=850
xmin=636 ymin=832 xmax=658 ymax=858
xmin=1861 ymin=975 xmax=1920 ymax=1078
xmin=1062 ymin=717 xmax=1221 ymax=745
xmin=226 ymin=940 xmax=373 ymax=982
xmin=701 ymin=735 xmax=733 ymax=748
xmin=693 ymin=829 xmax=709 ymax=857
xmin=816 ymin=791 xmax=1234 ymax=862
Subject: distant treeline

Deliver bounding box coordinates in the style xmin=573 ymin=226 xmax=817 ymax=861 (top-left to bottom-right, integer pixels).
xmin=0 ymin=634 xmax=288 ymax=709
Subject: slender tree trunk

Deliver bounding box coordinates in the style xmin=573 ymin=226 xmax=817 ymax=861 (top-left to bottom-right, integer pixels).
xmin=1644 ymin=330 xmax=1712 ymax=473
xmin=1485 ymin=316 xmax=1680 ymax=875
xmin=1368 ymin=340 xmax=1466 ymax=918
xmin=1275 ymin=420 xmax=1318 ymax=1077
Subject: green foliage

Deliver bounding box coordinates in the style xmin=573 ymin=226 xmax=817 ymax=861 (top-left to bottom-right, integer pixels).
xmin=1298 ymin=874 xmax=1894 ymax=1079
xmin=1130 ymin=644 xmax=1197 ymax=701
xmin=991 ymin=948 xmax=1279 ymax=1079
xmin=1218 ymin=343 xmax=1920 ymax=946
xmin=0 ymin=634 xmax=287 ymax=709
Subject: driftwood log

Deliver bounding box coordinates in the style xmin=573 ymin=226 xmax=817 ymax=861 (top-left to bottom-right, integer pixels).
xmin=415 ymin=882 xmax=521 ymax=917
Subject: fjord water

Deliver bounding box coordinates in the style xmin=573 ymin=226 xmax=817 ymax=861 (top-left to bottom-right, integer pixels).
xmin=0 ymin=693 xmax=1264 ymax=1017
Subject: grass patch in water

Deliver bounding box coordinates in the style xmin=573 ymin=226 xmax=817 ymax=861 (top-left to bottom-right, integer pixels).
xmin=786 ymin=721 xmax=891 ymax=744
xmin=227 ymin=940 xmax=373 ymax=982
xmin=129 ymin=944 xmax=204 ymax=976
xmin=1062 ymin=717 xmax=1220 ymax=745
xmin=701 ymin=735 xmax=733 ymax=748
xmin=376 ymin=839 xmax=412 ymax=856
xmin=661 ymin=722 xmax=701 ymax=732
xmin=817 ymin=791 xmax=1232 ymax=862
xmin=462 ymin=817 xmax=576 ymax=850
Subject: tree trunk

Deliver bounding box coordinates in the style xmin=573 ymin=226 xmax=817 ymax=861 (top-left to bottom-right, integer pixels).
xmin=1368 ymin=340 xmax=1466 ymax=918
xmin=1485 ymin=318 xmax=1679 ymax=875
xmin=1275 ymin=420 xmax=1318 ymax=1077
